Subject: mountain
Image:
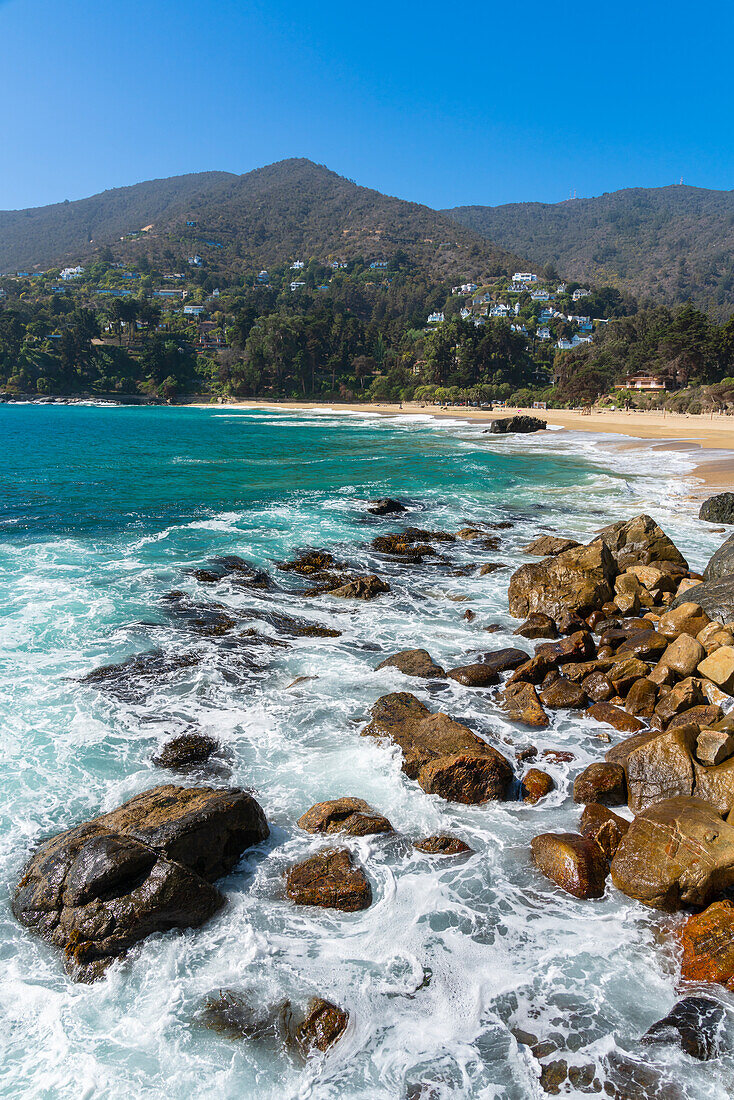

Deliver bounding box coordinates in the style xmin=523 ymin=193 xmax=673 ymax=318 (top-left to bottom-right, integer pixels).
xmin=444 ymin=185 xmax=734 ymax=318
xmin=0 ymin=159 xmax=523 ymax=282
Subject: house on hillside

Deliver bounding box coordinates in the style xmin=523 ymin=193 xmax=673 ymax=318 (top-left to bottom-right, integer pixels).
xmin=291 ymin=260 xmax=305 ymax=270
xmin=530 ymin=290 xmax=551 ymax=302
xmin=183 ymin=304 xmax=205 ymax=316
xmin=60 ymin=266 xmax=84 ymax=280
xmin=290 ymin=281 xmax=305 ymax=291
xmin=614 ymin=375 xmax=670 ymax=392
xmin=512 ymin=272 xmax=538 ymax=284
xmin=427 ymin=311 xmax=444 ymax=324
xmin=187 ymin=255 xmax=203 ymax=266
xmin=537 ymin=326 xmax=551 ymax=339
xmin=257 ymin=270 xmax=269 ymax=283
xmin=572 ymin=288 xmax=590 ymax=301
xmin=369 ymin=261 xmax=388 ymax=269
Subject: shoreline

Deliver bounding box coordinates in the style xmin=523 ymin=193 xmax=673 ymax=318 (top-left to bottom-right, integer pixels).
xmin=195 ymin=399 xmax=734 ymax=496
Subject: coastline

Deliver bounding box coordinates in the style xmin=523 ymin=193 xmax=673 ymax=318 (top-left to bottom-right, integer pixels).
xmin=195 ymin=399 xmax=734 ymax=496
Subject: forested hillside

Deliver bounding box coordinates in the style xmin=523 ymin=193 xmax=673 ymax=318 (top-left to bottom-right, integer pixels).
xmin=444 ymin=186 xmax=734 ymax=318
xmin=0 ymin=160 xmax=523 ymax=282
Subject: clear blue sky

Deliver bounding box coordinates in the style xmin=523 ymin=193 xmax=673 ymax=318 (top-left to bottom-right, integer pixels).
xmin=1 ymin=0 xmax=732 ymax=211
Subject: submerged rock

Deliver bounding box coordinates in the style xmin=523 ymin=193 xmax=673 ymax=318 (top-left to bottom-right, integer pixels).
xmin=521 ymin=768 xmax=555 ymax=804
xmin=367 ymin=498 xmax=407 ymax=516
xmin=294 ymin=998 xmax=349 ymax=1055
xmin=152 ymin=733 xmax=220 ymax=771
xmin=285 ymin=848 xmax=372 ymax=911
xmin=297 ymin=797 xmax=393 ymax=837
xmin=12 ymin=785 xmax=269 ymax=980
xmin=642 ymin=997 xmax=724 ymax=1061
xmin=413 ymin=835 xmax=473 ymax=855
xmin=197 ymin=989 xmax=291 ymax=1043
xmin=79 ymin=650 xmax=202 ymax=702
xmin=362 ymin=692 xmax=513 ymax=803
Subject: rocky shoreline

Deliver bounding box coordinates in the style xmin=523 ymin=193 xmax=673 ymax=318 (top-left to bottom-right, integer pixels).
xmin=12 ymin=491 xmax=734 ymax=1090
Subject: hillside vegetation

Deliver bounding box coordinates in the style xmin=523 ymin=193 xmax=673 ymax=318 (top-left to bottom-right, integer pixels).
xmin=0 ymin=160 xmax=522 ymax=283
xmin=444 ymin=186 xmax=734 ymax=318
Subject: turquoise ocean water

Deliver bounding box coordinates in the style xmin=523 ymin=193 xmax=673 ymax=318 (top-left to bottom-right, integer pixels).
xmin=0 ymin=403 xmax=730 ymax=1099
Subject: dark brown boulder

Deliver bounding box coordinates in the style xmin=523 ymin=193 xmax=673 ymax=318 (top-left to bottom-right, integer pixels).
xmin=294 ymin=998 xmax=350 ymax=1055
xmin=579 ymin=803 xmax=630 ymax=860
xmin=473 ymin=647 xmax=529 ymax=672
xmin=278 ymin=549 xmax=339 ymax=575
xmin=530 ymin=833 xmax=608 ymax=899
xmin=500 ymin=682 xmax=550 ymax=728
xmin=523 ymin=536 xmax=580 ymax=557
xmin=535 ymin=630 xmax=596 ymax=666
xmin=642 ymin=997 xmax=725 ymax=1061
xmin=583 ymin=671 xmax=615 ymax=702
xmin=447 ymin=663 xmax=500 ymax=687
xmin=330 ymin=574 xmax=390 ymax=599
xmin=608 ymin=657 xmax=650 ymax=696
xmin=610 ymin=796 xmax=734 ymax=910
xmin=676 ymin=899 xmax=734 ymax=988
xmin=152 ymin=733 xmax=219 ymax=771
xmin=12 ymin=785 xmax=269 ymax=981
xmin=362 ymin=692 xmax=513 ymax=802
xmin=478 ymin=562 xmax=507 ymax=576
xmin=653 ymin=678 xmax=705 ymax=726
xmin=513 ymin=613 xmax=558 ymax=639
xmin=624 ymin=677 xmax=658 ymax=718
xmin=367 ymin=498 xmax=407 ymax=516
xmin=538 ymin=677 xmax=588 ymax=709
xmin=521 ymin=768 xmax=555 ymax=803
xmin=297 ymin=798 xmax=393 ymax=837
xmin=508 ymin=542 xmax=617 ymax=621
xmin=376 ymin=649 xmax=445 ymax=678
xmin=593 ymin=514 xmax=688 ymax=571
xmin=586 ymin=702 xmax=645 ymax=733
xmin=573 ymin=763 xmax=627 ymax=806
xmin=413 ymin=835 xmax=473 ymax=855
xmin=616 ymin=630 xmax=668 ymax=661
xmin=667 ymin=704 xmax=724 ymax=733
xmin=487 ymin=414 xmax=546 ymax=434
xmin=610 ymin=726 xmax=697 ymax=813
xmin=285 ymin=848 xmax=372 ymax=911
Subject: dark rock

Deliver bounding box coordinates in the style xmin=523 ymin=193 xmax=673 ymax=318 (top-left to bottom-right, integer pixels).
xmin=297 ymin=798 xmax=393 ymax=837
xmin=579 ymin=802 xmax=630 ymax=860
xmin=478 ymin=562 xmax=507 ymax=576
xmin=377 ymin=649 xmax=445 ymax=679
xmin=152 ymin=733 xmax=219 ymax=771
xmin=473 ymin=647 xmax=529 ymax=673
xmin=367 ymin=498 xmax=407 ymax=516
xmin=700 ymin=493 xmax=734 ymax=525
xmin=285 ymin=848 xmax=372 ymax=911
xmin=616 ymin=630 xmax=668 ymax=661
xmin=573 ymin=763 xmax=627 ymax=806
xmin=486 ymin=415 xmax=546 ymax=434
xmin=362 ymin=692 xmax=513 ymax=802
xmin=514 ymin=613 xmax=558 ymax=639
xmin=530 ymin=833 xmax=608 ymax=898
xmin=278 ymin=550 xmax=339 ymax=575
xmin=538 ymin=677 xmax=588 ymax=709
xmin=197 ymin=989 xmax=291 ymax=1043
xmin=593 ymin=514 xmax=688 ymax=571
xmin=586 ymin=701 xmax=645 ymax=733
xmin=542 ymin=748 xmax=575 ymax=763
xmin=330 ymin=574 xmax=390 ymax=599
xmin=160 ymin=592 xmax=238 ymax=636
xmin=582 ymin=671 xmax=615 ymax=702
xmin=294 ymin=998 xmax=349 ymax=1055
xmin=508 ymin=542 xmax=617 ymax=621
xmin=624 ymin=677 xmax=658 ymax=718
xmin=642 ymin=997 xmax=724 ymax=1061
xmin=79 ymin=650 xmax=202 ymax=703
xmin=555 ymin=610 xmax=588 ymax=636
xmin=611 ymin=726 xmax=697 ymax=813
xmin=447 ymin=663 xmax=500 ymax=687
xmin=521 ymin=768 xmax=555 ymax=803
xmin=704 ymin=532 xmax=734 ymax=582
xmin=610 ymin=795 xmax=734 ymax=910
xmin=463 ymin=609 xmax=476 ymax=622
xmin=667 ymin=704 xmax=723 ymax=732
xmin=535 ymin=630 xmax=596 ymax=666
xmin=12 ymin=785 xmax=269 ymax=981
xmin=669 ymin=576 xmax=734 ymax=623
xmin=609 ymin=657 xmax=651 ymax=696
xmin=413 ymin=835 xmax=473 ymax=855
xmin=501 ymin=682 xmax=550 ymax=728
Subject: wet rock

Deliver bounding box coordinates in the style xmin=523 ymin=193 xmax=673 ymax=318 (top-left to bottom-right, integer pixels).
xmin=579 ymin=802 xmax=630 ymax=860
xmin=501 ymin=682 xmax=550 ymax=728
xmin=521 ymin=768 xmax=555 ymax=803
xmin=670 ymin=577 xmax=734 ymax=622
xmin=514 ymin=612 xmax=558 ymax=639
xmin=563 ymin=658 xmax=615 ymax=683
xmin=294 ymin=997 xmax=349 ymax=1055
xmin=573 ymin=763 xmax=627 ymax=806
xmin=523 ymin=536 xmax=580 ymax=557
xmin=658 ymin=601 xmax=712 ymax=639
xmin=698 ymin=645 xmax=734 ymax=693
xmin=161 ymin=592 xmax=238 ymax=636
xmin=447 ymin=663 xmax=500 ymax=687
xmin=700 ymin=493 xmax=734 ymax=525
xmin=586 ymin=702 xmax=645 ymax=733
xmin=152 ymin=733 xmax=220 ymax=771
xmin=693 ymin=754 xmax=734 ymax=815
xmin=79 ymin=650 xmax=202 ymax=702
xmin=367 ymin=498 xmax=407 ymax=516
xmin=615 ymin=630 xmax=668 ymax=661
xmin=624 ymin=677 xmax=658 ymax=718
xmin=530 ymin=832 xmax=608 ymax=899
xmin=478 ymin=561 xmax=507 ymax=576
xmin=676 ymin=899 xmax=734 ymax=988
xmin=538 ymin=677 xmax=588 ymax=709
xmin=660 ymin=634 xmax=706 ymax=677
xmin=12 ymin=785 xmax=269 ymax=980
xmin=555 ymin=610 xmax=588 ymax=636
xmin=593 ymin=514 xmax=688 ymax=571
xmin=413 ymin=835 xmax=473 ymax=855
xmin=698 ymin=729 xmax=734 ymax=767
xmin=616 ymin=726 xmax=697 ymax=813
xmin=463 ymin=609 xmax=476 ymax=622
xmin=362 ymin=692 xmax=514 ymax=802
xmin=642 ymin=997 xmax=724 ymax=1061
xmin=583 ymin=671 xmax=615 ymax=702
xmin=508 ymin=542 xmax=617 ymax=621
xmin=667 ymin=704 xmax=724 ymax=732
xmin=278 ymin=549 xmax=339 ymax=575
xmin=542 ymin=749 xmax=575 ymax=763
xmin=610 ymin=795 xmax=734 ymax=910
xmin=609 ymin=657 xmax=650 ymax=696
xmin=486 ymin=415 xmax=546 ymax=434
xmin=535 ymin=630 xmax=596 ymax=666
xmin=653 ymin=677 xmax=705 ymax=726
xmin=197 ymin=989 xmax=292 ymax=1043
xmin=377 ymin=649 xmax=445 ymax=679
xmin=703 ymin=532 xmax=734 ymax=582
xmin=473 ymin=647 xmax=529 ymax=673
xmin=297 ymin=798 xmax=394 ymax=837
xmin=330 ymin=574 xmax=390 ymax=600
xmin=285 ymin=848 xmax=372 ymax=911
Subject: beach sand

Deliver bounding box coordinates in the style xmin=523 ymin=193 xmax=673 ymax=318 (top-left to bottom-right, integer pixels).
xmin=194 ymin=399 xmax=734 ymax=495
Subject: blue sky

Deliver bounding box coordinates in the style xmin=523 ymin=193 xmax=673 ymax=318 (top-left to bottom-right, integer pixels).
xmin=1 ymin=0 xmax=732 ymax=211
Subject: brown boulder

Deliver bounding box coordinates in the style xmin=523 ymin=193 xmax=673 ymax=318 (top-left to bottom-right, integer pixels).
xmin=513 ymin=613 xmax=558 ymax=639
xmin=693 ymin=756 xmax=734 ymax=815
xmin=447 ymin=663 xmax=500 ymax=687
xmin=610 ymin=796 xmax=734 ymax=910
xmin=521 ymin=768 xmax=555 ymax=803
xmin=534 ymin=630 xmax=596 ymax=666
xmin=507 ymin=542 xmax=617 ymax=621
xmin=501 ymin=682 xmax=550 ymax=728
xmin=676 ymin=900 xmax=734 ymax=988
xmin=653 ymin=677 xmax=705 ymax=725
xmin=330 ymin=574 xmax=390 ymax=599
xmin=573 ymin=763 xmax=627 ymax=806
xmin=658 ymin=602 xmax=711 ymax=641
xmin=698 ymin=645 xmax=734 ymax=693
xmin=667 ymin=704 xmax=724 ymax=732
xmin=523 ymin=535 xmax=580 ymax=556
xmin=624 ymin=677 xmax=658 ymax=718
xmin=616 ymin=630 xmax=668 ymax=661
xmin=660 ymin=634 xmax=706 ymax=677
xmin=697 ymin=729 xmax=734 ymax=767
xmin=594 ymin=514 xmax=688 ymax=571
xmin=152 ymin=733 xmax=220 ymax=771
xmin=413 ymin=835 xmax=473 ymax=855
xmin=538 ymin=677 xmax=588 ymax=709
xmin=586 ymin=702 xmax=645 ymax=733
xmin=614 ymin=726 xmax=697 ymax=813
xmin=579 ymin=803 xmax=630 ymax=860
xmin=285 ymin=848 xmax=372 ymax=911
xmin=12 ymin=785 xmax=269 ymax=981
xmin=362 ymin=692 xmax=513 ymax=802
xmin=609 ymin=657 xmax=650 ymax=696
xmin=297 ymin=798 xmax=393 ymax=837
xmin=473 ymin=647 xmax=529 ymax=672
xmin=530 ymin=833 xmax=608 ymax=899
xmin=294 ymin=998 xmax=350 ymax=1055
xmin=583 ymin=671 xmax=615 ymax=702
xmin=376 ymin=649 xmax=445 ymax=678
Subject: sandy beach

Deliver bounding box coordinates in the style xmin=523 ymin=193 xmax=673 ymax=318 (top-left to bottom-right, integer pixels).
xmin=196 ymin=399 xmax=734 ymax=494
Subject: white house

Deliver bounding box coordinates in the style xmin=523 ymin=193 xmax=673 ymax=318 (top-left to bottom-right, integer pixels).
xmin=460 ymin=307 xmax=471 ymax=319
xmin=538 ymin=326 xmax=551 ymax=339
xmin=291 ymin=260 xmax=305 ymax=270
xmin=572 ymin=288 xmax=590 ymax=301
xmin=60 ymin=266 xmax=85 ymax=280
xmin=187 ymin=255 xmax=203 ymax=267
xmin=556 ymin=283 xmax=567 ymax=294
xmin=530 ymin=290 xmax=551 ymax=302
xmin=512 ymin=272 xmax=538 ymax=284
xmin=427 ymin=311 xmax=444 ymax=324
xmin=183 ymin=304 xmax=205 ymax=316
xmin=290 ymin=281 xmax=305 ymax=291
